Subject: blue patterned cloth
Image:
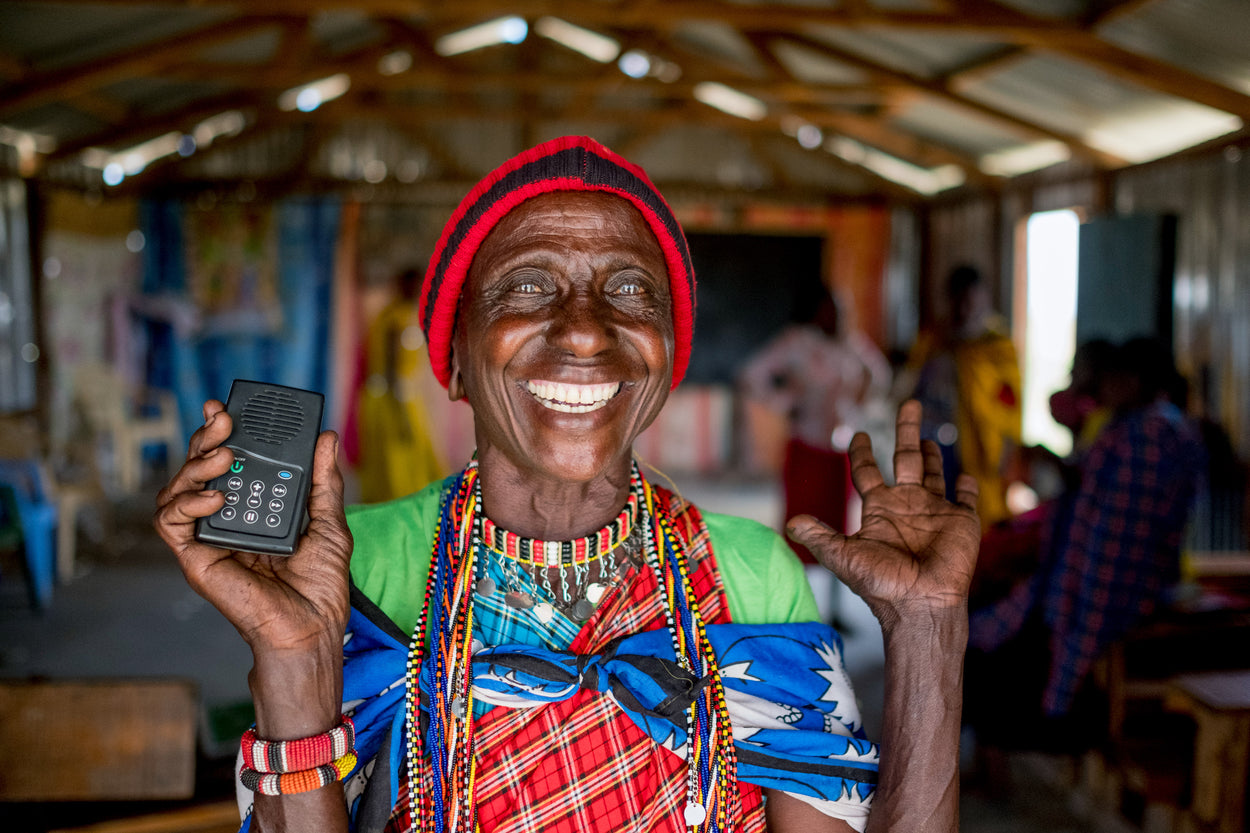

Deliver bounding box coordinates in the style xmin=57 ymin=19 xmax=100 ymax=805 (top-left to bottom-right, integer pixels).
xmin=333 ymin=600 xmax=877 ymax=826
xmin=472 ymin=622 xmax=879 ymax=804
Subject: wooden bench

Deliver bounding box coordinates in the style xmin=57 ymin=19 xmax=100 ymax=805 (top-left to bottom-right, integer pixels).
xmin=0 ymin=679 xmax=198 ymax=802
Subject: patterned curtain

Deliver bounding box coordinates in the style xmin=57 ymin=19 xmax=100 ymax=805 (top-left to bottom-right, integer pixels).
xmin=139 ymin=196 xmax=341 ymax=434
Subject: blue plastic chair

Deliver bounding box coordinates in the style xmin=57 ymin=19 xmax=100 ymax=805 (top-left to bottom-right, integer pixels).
xmin=0 ymin=458 xmax=58 ymax=609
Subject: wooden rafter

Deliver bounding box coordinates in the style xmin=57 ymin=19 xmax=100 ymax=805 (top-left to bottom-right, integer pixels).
xmin=765 ymin=31 xmax=1127 ymax=167
xmin=4 ymin=0 xmax=1246 ymax=195
xmin=0 ymin=16 xmax=292 ymax=117
xmin=958 ymin=0 xmax=1250 ymax=120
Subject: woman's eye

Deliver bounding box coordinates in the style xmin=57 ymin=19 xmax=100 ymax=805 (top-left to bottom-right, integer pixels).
xmin=510 ymin=280 xmax=542 ymax=294
xmin=612 ymin=276 xmax=648 ymax=296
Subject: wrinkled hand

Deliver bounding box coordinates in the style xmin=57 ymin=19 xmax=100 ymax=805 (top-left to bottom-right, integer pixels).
xmin=152 ymin=400 xmax=354 ymax=656
xmin=787 ymin=400 xmax=980 ymax=626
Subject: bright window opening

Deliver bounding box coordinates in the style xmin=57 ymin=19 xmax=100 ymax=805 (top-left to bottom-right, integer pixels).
xmin=1020 ymin=209 xmax=1080 ymax=457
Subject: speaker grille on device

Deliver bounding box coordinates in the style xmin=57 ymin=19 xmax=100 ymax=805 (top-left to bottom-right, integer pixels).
xmin=240 ymin=389 xmax=303 ymax=444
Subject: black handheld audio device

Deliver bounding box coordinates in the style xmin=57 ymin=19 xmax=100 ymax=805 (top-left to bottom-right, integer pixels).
xmin=194 ymin=380 xmax=324 ymax=556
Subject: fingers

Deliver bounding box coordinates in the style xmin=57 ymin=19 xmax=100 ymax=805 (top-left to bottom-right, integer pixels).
xmin=151 ymin=486 xmax=227 ymax=566
xmin=785 ymin=513 xmax=846 ymax=570
xmin=157 ymin=489 xmax=227 ymax=529
xmin=847 ymin=431 xmax=885 ymax=495
xmin=921 ymin=439 xmax=945 ymax=496
xmin=954 ymin=472 xmax=980 ymax=514
xmin=156 ymin=445 xmax=234 ymax=510
xmin=892 ymin=399 xmax=925 ymax=484
xmin=156 ymin=400 xmax=234 ymax=513
xmin=188 ymin=401 xmax=230 ymax=459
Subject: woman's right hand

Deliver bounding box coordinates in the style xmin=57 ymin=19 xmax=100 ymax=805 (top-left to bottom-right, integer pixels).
xmin=152 ymin=400 xmax=354 ymax=659
xmin=155 ymin=399 xmax=353 ymax=828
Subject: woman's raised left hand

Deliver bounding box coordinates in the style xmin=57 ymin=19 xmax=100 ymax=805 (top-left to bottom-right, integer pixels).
xmin=786 ymin=399 xmax=981 ymax=627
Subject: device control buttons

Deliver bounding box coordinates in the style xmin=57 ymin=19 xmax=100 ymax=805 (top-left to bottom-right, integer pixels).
xmin=243 ymin=509 xmax=259 ymax=524
xmin=272 ymin=483 xmax=288 ymax=497
xmin=230 ymin=460 xmax=245 ymax=474
xmin=278 ymin=470 xmax=293 ymax=480
xmin=220 ymin=506 xmax=237 ymax=521
xmin=268 ymin=498 xmax=284 ymax=512
xmin=246 ymin=494 xmax=262 ymax=509
xmin=224 ymin=491 xmax=240 ymax=505
xmin=250 ymin=481 xmax=265 ymax=494
xmin=228 ymin=476 xmax=243 ymax=490
xmin=265 ymin=514 xmax=282 ymax=528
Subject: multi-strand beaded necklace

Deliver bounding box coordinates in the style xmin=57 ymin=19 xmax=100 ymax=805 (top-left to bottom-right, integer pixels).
xmin=403 ymin=460 xmax=740 ymax=832
xmin=477 ymin=467 xmax=642 ymax=621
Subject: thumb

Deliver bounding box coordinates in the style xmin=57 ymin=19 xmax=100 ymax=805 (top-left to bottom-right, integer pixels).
xmin=305 ymin=431 xmax=351 ymax=549
xmin=785 ymin=513 xmax=846 ymax=572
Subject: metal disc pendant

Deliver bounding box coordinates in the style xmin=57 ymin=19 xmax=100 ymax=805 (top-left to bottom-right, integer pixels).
xmin=683 ymin=801 xmax=706 ymax=826
xmin=585 ymin=582 xmax=607 ymax=604
xmin=451 ymin=696 xmax=467 ymax=718
xmin=504 ymin=590 xmax=534 ymax=609
xmin=571 ymin=598 xmax=596 ymax=621
xmin=533 ymin=602 xmax=554 ymax=623
xmin=476 ymin=576 xmax=497 ymax=596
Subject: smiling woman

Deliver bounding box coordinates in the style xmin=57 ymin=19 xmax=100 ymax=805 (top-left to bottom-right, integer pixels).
xmin=451 ymin=191 xmax=674 ymax=504
xmin=153 ymin=136 xmax=980 ymax=833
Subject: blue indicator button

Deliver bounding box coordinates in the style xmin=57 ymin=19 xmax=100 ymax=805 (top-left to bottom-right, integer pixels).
xmin=278 ymin=470 xmax=293 ymax=479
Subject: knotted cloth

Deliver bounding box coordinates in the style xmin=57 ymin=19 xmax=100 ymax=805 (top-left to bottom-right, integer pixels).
xmin=328 ymin=604 xmax=877 ymax=830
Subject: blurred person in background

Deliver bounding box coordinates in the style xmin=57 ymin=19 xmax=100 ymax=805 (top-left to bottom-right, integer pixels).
xmin=964 ymin=337 xmax=1206 ymax=767
xmin=353 ymin=266 xmax=447 ymax=503
xmin=739 ymin=292 xmax=892 ymax=624
xmin=898 ymin=265 xmax=1022 ymax=529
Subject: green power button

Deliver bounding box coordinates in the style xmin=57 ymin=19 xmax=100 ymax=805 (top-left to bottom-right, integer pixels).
xmin=230 ymin=460 xmax=244 ymax=473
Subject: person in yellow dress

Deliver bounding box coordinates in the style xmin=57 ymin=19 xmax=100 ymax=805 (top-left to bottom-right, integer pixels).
xmin=355 ymin=267 xmax=447 ymax=502
xmin=900 ymin=265 xmax=1022 ymax=528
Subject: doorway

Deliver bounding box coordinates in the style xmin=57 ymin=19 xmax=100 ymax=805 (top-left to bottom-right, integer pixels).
xmin=1017 ymin=208 xmax=1081 ymax=458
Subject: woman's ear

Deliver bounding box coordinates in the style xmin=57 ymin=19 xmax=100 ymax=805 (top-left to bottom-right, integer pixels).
xmin=448 ymin=350 xmax=466 ymax=402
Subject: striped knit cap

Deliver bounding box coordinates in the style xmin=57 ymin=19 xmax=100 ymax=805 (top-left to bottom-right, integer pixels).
xmin=420 ymin=135 xmax=696 ymax=390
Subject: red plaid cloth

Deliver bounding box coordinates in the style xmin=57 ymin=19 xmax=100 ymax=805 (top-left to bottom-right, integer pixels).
xmin=386 ymin=485 xmax=765 ymax=832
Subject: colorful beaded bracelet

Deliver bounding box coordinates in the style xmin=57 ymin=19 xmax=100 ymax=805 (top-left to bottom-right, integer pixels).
xmin=239 ymin=750 xmax=358 ymax=796
xmin=240 ymin=716 xmax=356 ymax=774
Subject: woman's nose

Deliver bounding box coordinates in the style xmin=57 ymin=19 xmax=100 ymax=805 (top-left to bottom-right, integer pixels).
xmin=548 ymin=290 xmax=614 ymax=356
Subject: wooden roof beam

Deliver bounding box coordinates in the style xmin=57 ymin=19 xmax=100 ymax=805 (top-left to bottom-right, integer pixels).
xmin=792 ymin=108 xmax=988 ymax=175
xmin=41 ymin=91 xmax=267 ymax=162
xmin=63 ymin=0 xmax=1088 ymax=39
xmin=1045 ymin=39 xmax=1250 ymax=120
xmin=949 ymin=0 xmax=1250 ymax=120
xmin=766 ymin=32 xmax=1125 ymax=167
xmin=0 ymin=16 xmax=294 ymax=117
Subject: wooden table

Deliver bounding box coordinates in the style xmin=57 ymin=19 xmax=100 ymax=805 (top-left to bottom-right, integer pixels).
xmin=1165 ymin=670 xmax=1250 ymax=833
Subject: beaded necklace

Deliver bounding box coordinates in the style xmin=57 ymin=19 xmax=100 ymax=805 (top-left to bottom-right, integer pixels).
xmin=404 ymin=460 xmax=739 ymax=832
xmin=476 ymin=466 xmax=642 ymax=620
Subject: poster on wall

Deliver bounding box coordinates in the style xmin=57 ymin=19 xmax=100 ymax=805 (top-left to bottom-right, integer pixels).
xmin=184 ymin=203 xmax=281 ymax=335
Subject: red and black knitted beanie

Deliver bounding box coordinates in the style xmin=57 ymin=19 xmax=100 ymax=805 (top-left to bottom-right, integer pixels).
xmin=419 ymin=135 xmax=696 ymax=390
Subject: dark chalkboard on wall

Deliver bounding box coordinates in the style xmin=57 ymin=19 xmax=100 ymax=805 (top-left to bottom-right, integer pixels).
xmin=683 ymin=232 xmax=826 ymax=385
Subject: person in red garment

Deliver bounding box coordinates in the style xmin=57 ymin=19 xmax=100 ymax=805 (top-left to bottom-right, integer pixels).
xmin=154 ymin=136 xmax=979 ymax=833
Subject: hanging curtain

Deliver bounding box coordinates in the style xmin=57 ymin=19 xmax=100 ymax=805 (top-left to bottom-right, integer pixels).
xmin=139 ymin=196 xmax=341 ymax=436
xmin=0 ymin=180 xmax=37 ymax=414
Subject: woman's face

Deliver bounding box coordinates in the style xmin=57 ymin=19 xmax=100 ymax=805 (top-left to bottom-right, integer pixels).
xmin=451 ymin=191 xmax=674 ymax=485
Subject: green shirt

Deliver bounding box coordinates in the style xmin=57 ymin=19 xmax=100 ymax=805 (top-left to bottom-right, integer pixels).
xmin=348 ymin=478 xmax=819 ymax=635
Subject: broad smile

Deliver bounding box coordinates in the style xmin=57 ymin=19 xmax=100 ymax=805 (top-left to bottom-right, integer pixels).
xmin=527 ymin=380 xmax=621 ymax=413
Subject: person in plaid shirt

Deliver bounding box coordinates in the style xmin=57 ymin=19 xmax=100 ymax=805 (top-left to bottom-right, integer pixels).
xmin=966 ymin=337 xmax=1205 ymax=752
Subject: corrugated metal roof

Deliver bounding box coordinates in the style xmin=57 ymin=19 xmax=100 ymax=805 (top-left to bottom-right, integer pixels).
xmin=0 ymin=0 xmax=1245 ymax=199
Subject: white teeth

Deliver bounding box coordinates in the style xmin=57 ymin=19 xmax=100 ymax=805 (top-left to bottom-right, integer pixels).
xmin=527 ymin=380 xmax=620 ymax=413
